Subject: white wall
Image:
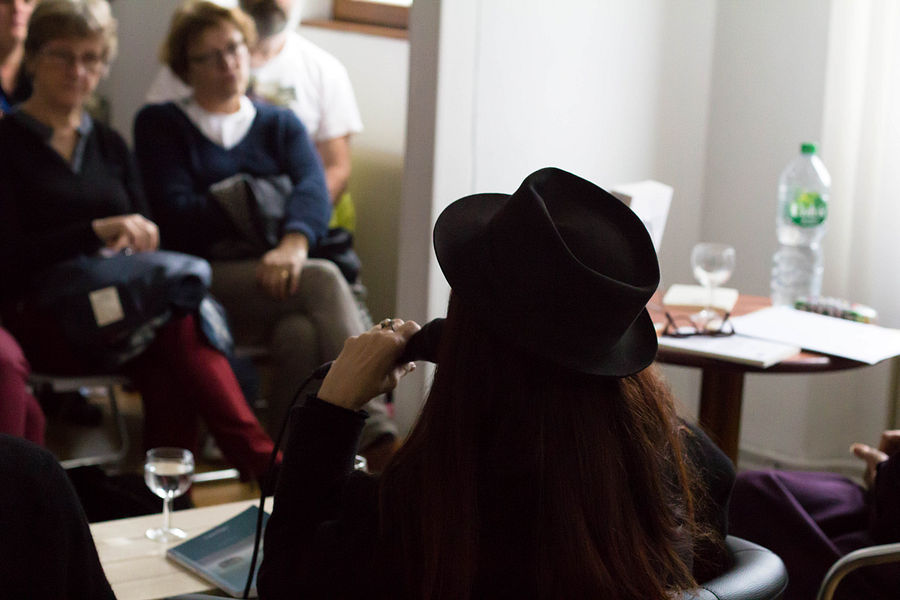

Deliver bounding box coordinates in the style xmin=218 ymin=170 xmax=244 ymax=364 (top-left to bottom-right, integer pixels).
xmin=100 ymin=0 xmax=183 ymax=141
xmin=698 ymin=0 xmax=891 ymax=471
xmin=469 ymin=1 xmax=716 ymax=288
xmin=394 ymin=0 xmax=718 ymax=432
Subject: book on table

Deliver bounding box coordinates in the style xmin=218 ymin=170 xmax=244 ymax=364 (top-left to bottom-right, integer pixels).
xmin=657 ymin=334 xmax=801 ymax=368
xmin=166 ymin=505 xmax=269 ymax=598
xmin=662 ymin=283 xmax=739 ymax=313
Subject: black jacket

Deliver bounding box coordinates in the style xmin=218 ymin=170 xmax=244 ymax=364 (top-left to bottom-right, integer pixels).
xmin=258 ymin=399 xmax=735 ymax=599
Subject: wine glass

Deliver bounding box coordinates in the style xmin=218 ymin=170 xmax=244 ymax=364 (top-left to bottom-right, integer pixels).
xmin=144 ymin=447 xmax=194 ymax=542
xmin=690 ymin=242 xmax=736 ymax=329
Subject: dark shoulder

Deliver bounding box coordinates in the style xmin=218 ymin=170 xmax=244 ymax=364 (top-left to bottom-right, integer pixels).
xmin=252 ymin=101 xmax=309 ymax=136
xmin=0 ymin=434 xmax=58 ymax=479
xmin=0 ymin=111 xmax=30 ymax=139
xmin=90 ymin=119 xmax=129 ymax=151
xmin=0 ymin=117 xmax=16 ymax=153
xmin=680 ymin=420 xmax=735 ymax=484
xmin=252 ymin=100 xmax=295 ymax=122
xmin=134 ymin=101 xmax=185 ymax=129
xmin=0 ymin=113 xmax=44 ymax=160
xmin=86 ymin=119 xmax=138 ymax=171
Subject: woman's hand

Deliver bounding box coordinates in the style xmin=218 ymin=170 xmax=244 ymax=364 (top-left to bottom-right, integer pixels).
xmin=91 ymin=214 xmax=159 ymax=253
xmin=258 ymin=233 xmax=308 ymax=300
xmin=318 ymin=319 xmax=421 ymax=412
xmin=851 ymin=430 xmax=900 ymax=489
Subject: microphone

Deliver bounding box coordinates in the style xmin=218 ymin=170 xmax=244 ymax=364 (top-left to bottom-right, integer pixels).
xmin=398 ymin=317 xmax=444 ymax=364
xmin=311 ymin=318 xmax=445 ymax=379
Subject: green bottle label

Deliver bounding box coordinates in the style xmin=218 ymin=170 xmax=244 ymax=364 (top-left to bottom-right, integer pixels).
xmin=788 ymin=191 xmax=827 ymax=226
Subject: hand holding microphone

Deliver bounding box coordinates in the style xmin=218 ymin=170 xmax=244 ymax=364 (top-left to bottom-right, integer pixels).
xmin=247 ymin=317 xmax=445 ymax=595
xmin=318 ymin=318 xmax=423 ymax=412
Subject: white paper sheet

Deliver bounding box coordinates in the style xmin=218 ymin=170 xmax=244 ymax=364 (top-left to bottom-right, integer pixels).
xmin=731 ymin=306 xmax=900 ymax=365
xmin=611 ymin=180 xmax=672 ymax=253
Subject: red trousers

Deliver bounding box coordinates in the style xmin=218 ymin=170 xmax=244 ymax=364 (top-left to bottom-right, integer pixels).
xmin=5 ymin=308 xmax=276 ymax=480
xmin=0 ymin=327 xmax=44 ymax=445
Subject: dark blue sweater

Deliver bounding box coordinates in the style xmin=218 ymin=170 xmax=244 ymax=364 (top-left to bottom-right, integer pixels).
xmin=133 ymin=101 xmax=330 ymax=256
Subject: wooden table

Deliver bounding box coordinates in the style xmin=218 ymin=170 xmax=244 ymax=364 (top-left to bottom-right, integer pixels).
xmin=90 ymin=498 xmax=272 ymax=600
xmin=650 ymin=294 xmax=868 ymax=463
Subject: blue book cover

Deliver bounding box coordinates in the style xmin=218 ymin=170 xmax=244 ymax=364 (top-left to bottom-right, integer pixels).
xmin=166 ymin=505 xmax=269 ymax=598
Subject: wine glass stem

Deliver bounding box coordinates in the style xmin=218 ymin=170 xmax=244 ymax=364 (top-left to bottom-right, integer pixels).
xmin=163 ymin=495 xmax=172 ymax=532
xmin=706 ymin=284 xmax=715 ymax=313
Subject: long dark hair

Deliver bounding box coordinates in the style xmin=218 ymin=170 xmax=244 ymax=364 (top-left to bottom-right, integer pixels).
xmin=378 ymin=294 xmax=705 ymax=599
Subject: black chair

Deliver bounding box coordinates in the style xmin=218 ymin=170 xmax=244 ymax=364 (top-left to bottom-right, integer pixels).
xmin=165 ymin=536 xmax=787 ymax=600
xmin=29 ymin=372 xmax=132 ymax=469
xmin=681 ymin=536 xmax=787 ymax=600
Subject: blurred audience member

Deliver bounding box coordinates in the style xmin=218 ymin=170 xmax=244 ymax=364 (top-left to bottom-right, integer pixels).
xmin=133 ymin=0 xmax=395 ymax=466
xmin=0 ymin=0 xmax=277 ymax=481
xmin=145 ymin=0 xmax=362 ymax=220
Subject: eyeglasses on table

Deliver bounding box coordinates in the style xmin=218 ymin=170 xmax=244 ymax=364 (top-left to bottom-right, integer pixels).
xmin=661 ymin=311 xmax=735 ymax=338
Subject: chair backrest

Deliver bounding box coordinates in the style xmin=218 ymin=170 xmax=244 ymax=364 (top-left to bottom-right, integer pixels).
xmin=816 ymin=541 xmax=900 ymax=600
xmin=679 ymin=536 xmax=788 ymax=600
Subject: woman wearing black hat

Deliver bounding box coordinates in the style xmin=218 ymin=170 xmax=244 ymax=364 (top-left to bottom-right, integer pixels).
xmin=258 ymin=168 xmax=735 ymax=599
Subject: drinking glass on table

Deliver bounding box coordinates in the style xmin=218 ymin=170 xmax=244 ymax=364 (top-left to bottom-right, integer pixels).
xmin=690 ymin=242 xmax=736 ymax=329
xmin=144 ymin=447 xmax=194 ymax=542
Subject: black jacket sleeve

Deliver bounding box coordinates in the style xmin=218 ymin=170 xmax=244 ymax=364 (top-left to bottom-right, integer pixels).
xmin=258 ymin=398 xmax=369 ymax=599
xmin=681 ymin=420 xmax=736 ymax=581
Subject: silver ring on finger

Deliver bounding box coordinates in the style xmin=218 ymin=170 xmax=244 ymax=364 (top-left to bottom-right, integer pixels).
xmin=379 ymin=318 xmax=395 ymax=331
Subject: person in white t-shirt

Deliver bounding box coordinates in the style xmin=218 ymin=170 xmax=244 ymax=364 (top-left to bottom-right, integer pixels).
xmin=146 ymin=0 xmax=362 ymax=219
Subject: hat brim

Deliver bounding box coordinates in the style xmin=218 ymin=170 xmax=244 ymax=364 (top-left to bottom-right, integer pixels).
xmin=434 ymin=192 xmax=658 ymax=377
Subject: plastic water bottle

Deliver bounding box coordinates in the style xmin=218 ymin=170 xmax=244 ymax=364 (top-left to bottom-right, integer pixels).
xmin=770 ymin=143 xmax=831 ymax=306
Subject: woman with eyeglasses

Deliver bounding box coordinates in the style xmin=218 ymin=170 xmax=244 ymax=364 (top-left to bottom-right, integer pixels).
xmin=133 ymin=0 xmax=397 ymax=467
xmin=0 ymin=0 xmax=278 ymax=482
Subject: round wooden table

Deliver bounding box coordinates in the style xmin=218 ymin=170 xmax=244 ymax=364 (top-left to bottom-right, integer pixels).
xmin=649 ymin=294 xmax=868 ymax=462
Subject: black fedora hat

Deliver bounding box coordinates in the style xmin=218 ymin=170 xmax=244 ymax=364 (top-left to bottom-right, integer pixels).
xmin=433 ymin=167 xmax=660 ymax=377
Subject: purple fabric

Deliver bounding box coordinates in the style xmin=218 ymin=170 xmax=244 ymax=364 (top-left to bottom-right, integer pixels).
xmin=729 ymin=469 xmax=899 ymax=600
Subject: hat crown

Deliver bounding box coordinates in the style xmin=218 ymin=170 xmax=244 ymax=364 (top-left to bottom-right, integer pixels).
xmin=520 ymin=168 xmax=658 ymax=289
xmin=434 ymin=167 xmax=660 ymax=377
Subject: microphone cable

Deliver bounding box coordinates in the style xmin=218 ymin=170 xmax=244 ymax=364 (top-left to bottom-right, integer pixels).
xmin=242 ymin=363 xmax=328 ymax=599
xmin=240 ymin=317 xmax=443 ymax=597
